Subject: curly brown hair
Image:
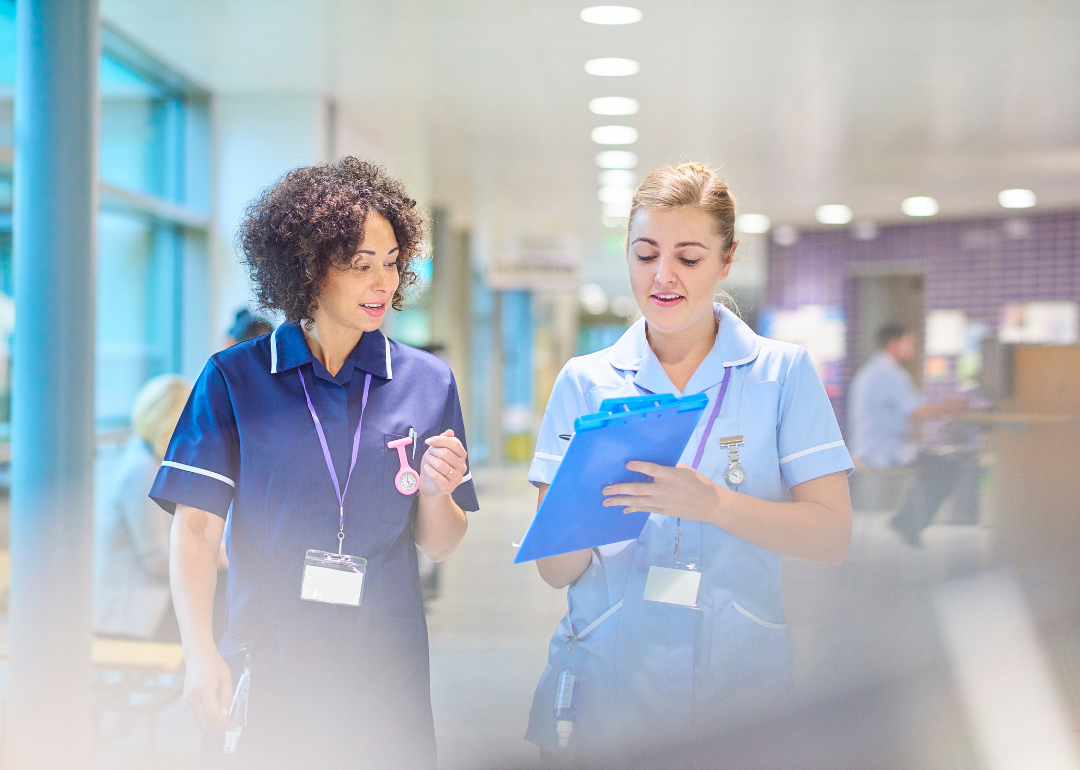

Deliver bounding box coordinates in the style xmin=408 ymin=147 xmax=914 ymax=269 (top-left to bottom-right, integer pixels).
xmin=237 ymin=156 xmax=427 ymax=323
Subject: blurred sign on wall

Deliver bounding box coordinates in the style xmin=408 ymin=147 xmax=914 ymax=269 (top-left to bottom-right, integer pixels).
xmin=999 ymin=301 xmax=1079 ymax=345
xmin=760 ymin=305 xmax=846 ymax=397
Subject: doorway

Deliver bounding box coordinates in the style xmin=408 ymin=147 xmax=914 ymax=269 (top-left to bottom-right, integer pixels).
xmin=852 ymin=271 xmax=924 ymax=384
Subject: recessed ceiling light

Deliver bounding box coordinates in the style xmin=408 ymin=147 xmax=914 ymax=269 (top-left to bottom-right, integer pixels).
xmin=998 ymin=188 xmax=1036 ymax=209
xmin=592 ymin=125 xmax=637 ymax=145
xmin=598 ymin=185 xmax=634 ymax=205
xmin=603 ymin=202 xmax=632 ymax=219
xmin=580 ymin=6 xmax=642 ymax=24
xmin=598 ymin=169 xmax=635 ymax=186
xmin=579 ymin=283 xmax=609 ymax=315
xmin=815 ymin=204 xmax=853 ymax=225
xmin=585 ymin=58 xmax=640 ymax=77
xmin=902 ymin=196 xmax=939 ymax=217
xmin=595 ymin=150 xmax=638 ymax=169
xmin=589 ymin=96 xmax=639 ymax=116
xmin=735 ymin=214 xmax=770 ymax=234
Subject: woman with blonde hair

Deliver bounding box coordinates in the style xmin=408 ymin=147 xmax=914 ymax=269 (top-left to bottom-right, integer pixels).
xmin=94 ymin=374 xmax=192 ymax=640
xmin=526 ymin=163 xmax=854 ymax=757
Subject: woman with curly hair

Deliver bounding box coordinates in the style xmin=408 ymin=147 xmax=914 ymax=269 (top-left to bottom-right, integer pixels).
xmin=151 ymin=157 xmax=477 ymax=769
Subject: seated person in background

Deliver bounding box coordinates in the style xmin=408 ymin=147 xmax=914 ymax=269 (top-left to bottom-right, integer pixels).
xmin=849 ymin=324 xmax=969 ymax=546
xmin=94 ymin=374 xmax=193 ymax=641
xmin=222 ymin=308 xmax=273 ymax=348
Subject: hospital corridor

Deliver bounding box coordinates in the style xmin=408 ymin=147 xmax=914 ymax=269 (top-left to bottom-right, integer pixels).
xmin=4 ymin=1 xmax=1080 ymax=769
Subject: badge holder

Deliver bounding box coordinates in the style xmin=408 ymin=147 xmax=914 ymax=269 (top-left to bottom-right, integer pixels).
xmin=387 ymin=437 xmax=419 ymax=495
xmin=301 ymin=549 xmax=367 ymax=606
xmin=643 ymin=524 xmax=702 ymax=609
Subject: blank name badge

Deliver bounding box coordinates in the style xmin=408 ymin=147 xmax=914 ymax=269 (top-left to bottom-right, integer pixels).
xmin=301 ymin=550 xmax=367 ymax=606
xmin=643 ymin=566 xmax=702 ymax=608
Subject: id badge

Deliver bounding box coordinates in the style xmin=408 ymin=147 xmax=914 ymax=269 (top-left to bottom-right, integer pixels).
xmin=643 ymin=562 xmax=702 ymax=608
xmin=300 ymin=550 xmax=367 ymax=606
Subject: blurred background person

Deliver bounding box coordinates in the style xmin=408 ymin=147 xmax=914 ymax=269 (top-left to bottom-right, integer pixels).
xmin=222 ymin=307 xmax=273 ymax=348
xmin=848 ymin=324 xmax=971 ymax=546
xmin=94 ymin=374 xmax=193 ymax=641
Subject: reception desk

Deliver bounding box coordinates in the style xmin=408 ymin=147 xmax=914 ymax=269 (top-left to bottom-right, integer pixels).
xmin=957 ymin=345 xmax=1080 ymax=593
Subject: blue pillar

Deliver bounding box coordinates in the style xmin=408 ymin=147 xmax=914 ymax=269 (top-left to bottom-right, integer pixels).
xmin=10 ymin=1 xmax=98 ymax=767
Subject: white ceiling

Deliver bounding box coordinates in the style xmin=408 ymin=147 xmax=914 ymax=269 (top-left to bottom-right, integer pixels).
xmin=103 ymin=0 xmax=1080 ymax=282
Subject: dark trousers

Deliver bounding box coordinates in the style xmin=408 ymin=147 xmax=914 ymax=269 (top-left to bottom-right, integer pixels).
xmin=891 ymin=448 xmax=979 ymax=536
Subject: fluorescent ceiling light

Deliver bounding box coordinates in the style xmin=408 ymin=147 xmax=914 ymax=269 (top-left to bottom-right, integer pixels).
xmin=598 ymin=169 xmax=635 ymax=187
xmin=585 ymin=58 xmax=640 ymax=77
xmin=580 ymin=6 xmax=642 ymax=24
xmin=815 ymin=204 xmax=853 ymax=225
xmin=592 ymin=125 xmax=638 ymax=145
xmin=998 ymin=188 xmax=1036 ymax=209
xmin=596 ymin=150 xmax=638 ymax=169
xmin=579 ymin=283 xmax=609 ymax=315
xmin=598 ymin=185 xmax=634 ymax=205
xmin=604 ymin=202 xmax=632 ymax=218
xmin=902 ymin=196 xmax=939 ymax=217
xmin=589 ymin=96 xmax=639 ymax=116
xmin=736 ymin=214 xmax=770 ymax=234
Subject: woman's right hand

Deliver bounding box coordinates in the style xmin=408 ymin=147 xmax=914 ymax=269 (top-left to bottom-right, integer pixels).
xmin=183 ymin=645 xmax=236 ymax=733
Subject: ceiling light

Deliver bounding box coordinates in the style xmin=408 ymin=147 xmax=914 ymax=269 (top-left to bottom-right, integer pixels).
xmin=815 ymin=204 xmax=853 ymax=225
xmin=580 ymin=6 xmax=642 ymax=24
xmin=598 ymin=169 xmax=635 ymax=186
xmin=592 ymin=125 xmax=637 ymax=145
xmin=902 ymin=196 xmax=939 ymax=217
xmin=598 ymin=186 xmax=634 ymax=205
xmin=735 ymin=214 xmax=770 ymax=234
xmin=998 ymin=188 xmax=1036 ymax=209
xmin=603 ymin=202 xmax=632 ymax=218
xmin=589 ymin=96 xmax=639 ymax=115
xmin=579 ymin=283 xmax=609 ymax=315
xmin=595 ymin=150 xmax=638 ymax=169
xmin=585 ymin=58 xmax=639 ymax=77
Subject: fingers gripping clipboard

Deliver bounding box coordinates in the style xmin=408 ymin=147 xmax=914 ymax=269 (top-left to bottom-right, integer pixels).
xmin=514 ymin=393 xmax=708 ymax=563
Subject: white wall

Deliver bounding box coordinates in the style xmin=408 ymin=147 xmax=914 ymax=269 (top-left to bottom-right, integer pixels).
xmin=209 ymin=94 xmax=326 ymax=340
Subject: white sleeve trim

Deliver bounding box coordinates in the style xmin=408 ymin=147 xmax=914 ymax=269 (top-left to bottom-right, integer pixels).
xmin=460 ymin=472 xmax=472 ymax=483
xmin=384 ymin=336 xmax=393 ymax=379
xmin=534 ymin=452 xmax=564 ymax=462
xmin=160 ymin=461 xmax=236 ymax=488
xmin=733 ymin=600 xmax=788 ymax=630
xmin=778 ymin=440 xmax=847 ymax=466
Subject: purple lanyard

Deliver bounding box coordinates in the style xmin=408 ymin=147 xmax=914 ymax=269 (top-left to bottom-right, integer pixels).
xmin=646 ymin=365 xmax=730 ymax=556
xmin=690 ymin=365 xmax=732 ymax=471
xmin=298 ymin=369 xmax=372 ymax=555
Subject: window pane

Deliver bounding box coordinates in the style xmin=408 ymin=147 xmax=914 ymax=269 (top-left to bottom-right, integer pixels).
xmin=96 ymin=211 xmax=180 ymax=426
xmin=99 ymin=55 xmax=176 ymax=200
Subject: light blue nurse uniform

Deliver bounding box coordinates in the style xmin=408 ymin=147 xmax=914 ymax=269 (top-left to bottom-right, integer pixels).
xmin=525 ymin=304 xmax=853 ymax=752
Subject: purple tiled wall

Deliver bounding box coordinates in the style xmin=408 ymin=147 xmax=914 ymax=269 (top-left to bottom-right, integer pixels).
xmin=764 ymin=210 xmax=1080 ymax=425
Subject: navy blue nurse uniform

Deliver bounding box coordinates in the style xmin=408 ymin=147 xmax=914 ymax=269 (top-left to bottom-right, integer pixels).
xmin=150 ymin=322 xmax=478 ymax=769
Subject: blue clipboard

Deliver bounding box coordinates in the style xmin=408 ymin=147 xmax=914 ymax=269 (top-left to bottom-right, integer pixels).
xmin=514 ymin=392 xmax=708 ymax=563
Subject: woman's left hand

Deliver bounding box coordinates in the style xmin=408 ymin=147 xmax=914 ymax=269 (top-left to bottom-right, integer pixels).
xmin=601 ymin=461 xmax=728 ymax=523
xmin=419 ymin=429 xmax=468 ymax=498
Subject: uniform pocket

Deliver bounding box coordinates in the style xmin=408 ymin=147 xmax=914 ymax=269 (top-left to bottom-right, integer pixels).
xmin=730 ymin=599 xmax=792 ymax=692
xmin=381 ymin=432 xmax=420 ymax=523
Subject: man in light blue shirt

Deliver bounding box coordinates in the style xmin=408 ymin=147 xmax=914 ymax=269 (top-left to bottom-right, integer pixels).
xmin=849 ymin=325 xmax=967 ymax=545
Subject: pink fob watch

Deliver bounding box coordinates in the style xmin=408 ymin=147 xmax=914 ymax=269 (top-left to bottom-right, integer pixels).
xmin=387 ymin=437 xmax=419 ymax=495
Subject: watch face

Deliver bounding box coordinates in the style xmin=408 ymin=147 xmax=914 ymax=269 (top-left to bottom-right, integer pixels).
xmin=726 ymin=466 xmax=746 ymax=486
xmin=399 ymin=471 xmax=418 ymax=491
